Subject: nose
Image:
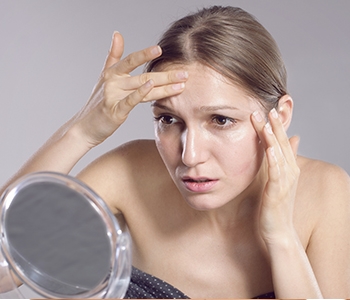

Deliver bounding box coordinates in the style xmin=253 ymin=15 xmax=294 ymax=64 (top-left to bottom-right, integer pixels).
xmin=181 ymin=128 xmax=209 ymax=167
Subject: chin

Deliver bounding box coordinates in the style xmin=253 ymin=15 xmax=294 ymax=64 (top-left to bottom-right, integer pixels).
xmin=183 ymin=193 xmax=230 ymax=211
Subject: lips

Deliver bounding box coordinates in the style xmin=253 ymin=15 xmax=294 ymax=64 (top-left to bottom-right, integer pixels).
xmin=181 ymin=176 xmax=218 ymax=193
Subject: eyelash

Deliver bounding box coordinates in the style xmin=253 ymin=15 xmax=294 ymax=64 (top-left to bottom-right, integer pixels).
xmin=154 ymin=114 xmax=237 ymax=129
xmin=211 ymin=115 xmax=237 ymax=129
xmin=153 ymin=115 xmax=178 ymax=125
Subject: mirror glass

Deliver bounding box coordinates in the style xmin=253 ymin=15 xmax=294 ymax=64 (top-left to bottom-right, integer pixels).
xmin=0 ymin=172 xmax=131 ymax=298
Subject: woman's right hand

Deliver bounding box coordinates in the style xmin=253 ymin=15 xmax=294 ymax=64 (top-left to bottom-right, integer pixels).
xmin=72 ymin=32 xmax=188 ymax=148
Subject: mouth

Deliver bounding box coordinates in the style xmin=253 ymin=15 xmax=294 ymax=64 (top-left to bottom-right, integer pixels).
xmin=183 ymin=177 xmax=212 ymax=182
xmin=181 ymin=176 xmax=218 ymax=193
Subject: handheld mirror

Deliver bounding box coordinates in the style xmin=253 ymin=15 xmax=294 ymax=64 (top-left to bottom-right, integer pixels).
xmin=0 ymin=172 xmax=131 ymax=298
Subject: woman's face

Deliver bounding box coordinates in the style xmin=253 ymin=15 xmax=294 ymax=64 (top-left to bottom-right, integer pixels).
xmin=152 ymin=63 xmax=265 ymax=211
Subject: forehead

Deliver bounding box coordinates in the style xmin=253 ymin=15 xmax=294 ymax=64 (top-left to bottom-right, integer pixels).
xmin=155 ymin=63 xmax=261 ymax=112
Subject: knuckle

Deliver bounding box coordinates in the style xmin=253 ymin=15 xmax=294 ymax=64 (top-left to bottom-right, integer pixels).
xmin=139 ymin=73 xmax=151 ymax=85
xmin=135 ymin=88 xmax=144 ymax=100
xmin=114 ymin=105 xmax=128 ymax=122
xmin=124 ymin=96 xmax=134 ymax=108
xmin=281 ymin=139 xmax=291 ymax=149
xmin=123 ymin=54 xmax=135 ymax=68
xmin=277 ymin=157 xmax=286 ymax=168
xmin=124 ymin=89 xmax=144 ymax=109
xmin=103 ymin=80 xmax=116 ymax=95
xmin=102 ymin=69 xmax=111 ymax=80
xmin=168 ymin=71 xmax=173 ymax=83
xmin=137 ymin=84 xmax=149 ymax=99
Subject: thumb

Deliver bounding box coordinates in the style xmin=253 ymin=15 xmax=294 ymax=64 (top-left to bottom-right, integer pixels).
xmin=103 ymin=31 xmax=124 ymax=70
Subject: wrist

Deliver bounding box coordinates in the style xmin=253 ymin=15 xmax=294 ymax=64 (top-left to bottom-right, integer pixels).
xmin=65 ymin=122 xmax=97 ymax=152
xmin=263 ymin=231 xmax=323 ymax=299
xmin=263 ymin=229 xmax=302 ymax=255
xmin=43 ymin=124 xmax=93 ymax=170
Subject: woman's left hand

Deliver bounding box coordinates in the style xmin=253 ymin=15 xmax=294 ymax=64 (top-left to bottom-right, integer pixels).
xmin=251 ymin=108 xmax=300 ymax=246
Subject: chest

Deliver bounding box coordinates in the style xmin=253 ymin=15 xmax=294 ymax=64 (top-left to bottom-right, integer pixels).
xmin=122 ymin=171 xmax=315 ymax=297
xmin=130 ymin=218 xmax=274 ymax=298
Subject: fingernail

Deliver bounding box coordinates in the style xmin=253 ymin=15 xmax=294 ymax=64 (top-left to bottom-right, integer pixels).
xmin=172 ymin=83 xmax=185 ymax=90
xmin=151 ymin=45 xmax=161 ymax=56
xmin=253 ymin=111 xmax=263 ymax=122
xmin=177 ymin=71 xmax=188 ymax=80
xmin=110 ymin=31 xmax=119 ymax=49
xmin=265 ymin=122 xmax=273 ymax=135
xmin=271 ymin=108 xmax=279 ymax=119
xmin=270 ymin=146 xmax=276 ymax=159
xmin=112 ymin=31 xmax=120 ymax=43
xmin=145 ymin=79 xmax=154 ymax=88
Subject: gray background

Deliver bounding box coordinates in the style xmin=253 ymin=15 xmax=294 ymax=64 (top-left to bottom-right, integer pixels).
xmin=1 ymin=0 xmax=349 ymax=187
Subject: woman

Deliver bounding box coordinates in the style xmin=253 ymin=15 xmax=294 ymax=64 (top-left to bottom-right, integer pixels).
xmin=1 ymin=6 xmax=349 ymax=299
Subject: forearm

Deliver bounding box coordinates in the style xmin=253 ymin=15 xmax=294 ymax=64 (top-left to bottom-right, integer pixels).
xmin=0 ymin=33 xmax=187 ymax=195
xmin=267 ymin=232 xmax=323 ymax=299
xmin=0 ymin=268 xmax=22 ymax=293
xmin=0 ymin=121 xmax=91 ymax=195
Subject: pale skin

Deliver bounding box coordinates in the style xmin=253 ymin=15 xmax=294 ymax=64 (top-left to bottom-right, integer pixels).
xmin=1 ymin=32 xmax=350 ymax=298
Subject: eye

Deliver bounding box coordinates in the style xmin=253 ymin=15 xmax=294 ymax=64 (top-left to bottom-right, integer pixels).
xmin=154 ymin=115 xmax=177 ymax=125
xmin=212 ymin=115 xmax=236 ymax=127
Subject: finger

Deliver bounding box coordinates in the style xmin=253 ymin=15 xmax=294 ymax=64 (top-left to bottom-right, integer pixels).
xmin=252 ymin=109 xmax=296 ymax=166
xmin=115 ymin=79 xmax=155 ymax=119
xmin=143 ymin=82 xmax=186 ymax=102
xmin=118 ymin=70 xmax=188 ymax=90
xmin=264 ymin=146 xmax=284 ymax=202
xmin=115 ymin=45 xmax=162 ymax=75
xmin=263 ymin=122 xmax=286 ymax=168
xmin=251 ymin=111 xmax=284 ymax=163
xmin=266 ymin=146 xmax=281 ymax=182
xmin=268 ymin=108 xmax=297 ymax=164
xmin=251 ymin=110 xmax=268 ymax=149
xmin=103 ymin=32 xmax=125 ymax=71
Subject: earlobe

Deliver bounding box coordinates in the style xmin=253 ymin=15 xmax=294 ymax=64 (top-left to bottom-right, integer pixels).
xmin=277 ymin=94 xmax=293 ymax=130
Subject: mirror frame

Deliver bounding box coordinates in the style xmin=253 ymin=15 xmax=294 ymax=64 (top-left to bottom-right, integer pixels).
xmin=0 ymin=172 xmax=131 ymax=298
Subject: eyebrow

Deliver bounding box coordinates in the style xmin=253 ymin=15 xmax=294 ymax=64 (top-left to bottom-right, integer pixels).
xmin=199 ymin=105 xmax=239 ymax=111
xmin=151 ymin=102 xmax=171 ymax=110
xmin=151 ymin=103 xmax=239 ymax=112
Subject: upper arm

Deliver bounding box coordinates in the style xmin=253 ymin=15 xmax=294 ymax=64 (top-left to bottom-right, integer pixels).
xmin=306 ymin=164 xmax=350 ymax=298
xmin=76 ymin=139 xmax=160 ymax=215
xmin=76 ymin=151 xmax=125 ymax=215
xmin=76 ymin=141 xmax=142 ymax=214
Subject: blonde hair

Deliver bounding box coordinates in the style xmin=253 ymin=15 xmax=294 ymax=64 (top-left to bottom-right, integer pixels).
xmin=146 ymin=6 xmax=287 ymax=111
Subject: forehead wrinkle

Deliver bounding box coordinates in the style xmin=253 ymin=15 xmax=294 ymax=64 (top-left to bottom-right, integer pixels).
xmin=151 ymin=102 xmax=176 ymax=113
xmin=199 ymin=105 xmax=239 ymax=112
xmin=152 ymin=101 xmax=242 ymax=115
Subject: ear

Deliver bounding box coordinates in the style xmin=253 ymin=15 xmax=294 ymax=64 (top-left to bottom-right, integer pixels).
xmin=277 ymin=94 xmax=293 ymax=130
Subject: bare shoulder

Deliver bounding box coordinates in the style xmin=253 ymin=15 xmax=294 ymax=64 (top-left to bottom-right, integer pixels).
xmin=297 ymin=155 xmax=350 ymax=200
xmin=296 ymin=155 xmax=350 ymax=241
xmin=77 ymin=139 xmax=167 ymax=213
xmin=296 ymin=159 xmax=350 ymax=297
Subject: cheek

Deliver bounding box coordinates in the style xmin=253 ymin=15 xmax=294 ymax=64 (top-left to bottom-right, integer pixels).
xmin=218 ymin=130 xmax=264 ymax=176
xmin=154 ymin=129 xmax=180 ymax=170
